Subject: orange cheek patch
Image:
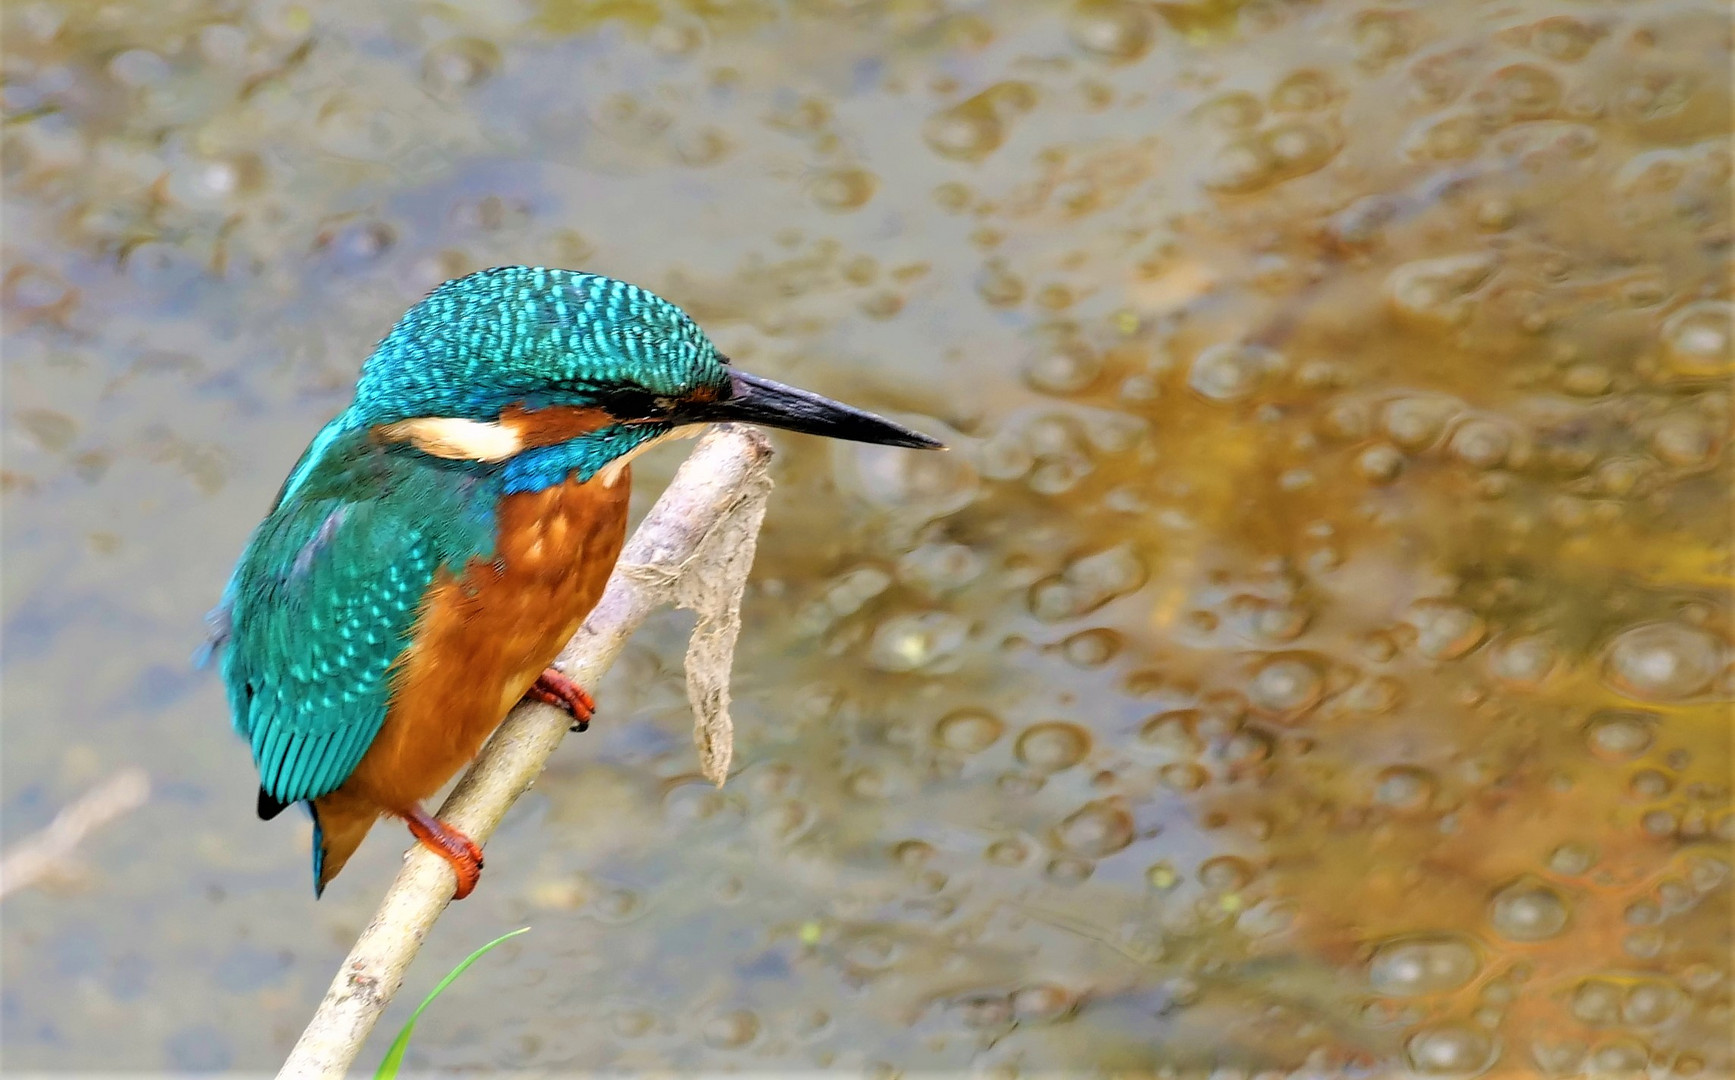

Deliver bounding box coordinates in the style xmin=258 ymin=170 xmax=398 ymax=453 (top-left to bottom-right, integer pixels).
xmin=500 ymin=403 xmax=614 ymax=447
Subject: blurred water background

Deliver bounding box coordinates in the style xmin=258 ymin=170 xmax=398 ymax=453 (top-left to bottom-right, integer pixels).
xmin=2 ymin=0 xmax=1730 ymax=1073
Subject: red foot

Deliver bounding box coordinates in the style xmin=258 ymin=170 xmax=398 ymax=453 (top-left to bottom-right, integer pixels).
xmin=404 ymin=807 xmax=483 ymax=900
xmin=524 ymin=667 xmax=596 ymax=733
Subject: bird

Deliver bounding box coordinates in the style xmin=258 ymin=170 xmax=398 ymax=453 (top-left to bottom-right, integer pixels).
xmin=205 ymin=266 xmax=941 ymax=900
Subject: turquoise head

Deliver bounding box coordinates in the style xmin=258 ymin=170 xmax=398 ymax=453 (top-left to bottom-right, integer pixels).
xmin=336 ymin=266 xmax=938 ymax=494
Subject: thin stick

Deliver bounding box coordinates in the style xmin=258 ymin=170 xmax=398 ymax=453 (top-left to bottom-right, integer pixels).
xmin=278 ymin=425 xmax=775 ymax=1079
xmin=0 ymin=768 xmax=151 ymax=899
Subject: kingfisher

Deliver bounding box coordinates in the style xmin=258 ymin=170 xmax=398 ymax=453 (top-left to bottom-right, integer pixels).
xmin=206 ymin=266 xmax=940 ymax=899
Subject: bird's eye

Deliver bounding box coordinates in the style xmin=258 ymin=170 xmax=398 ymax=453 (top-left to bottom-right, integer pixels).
xmin=600 ymin=387 xmax=656 ymax=420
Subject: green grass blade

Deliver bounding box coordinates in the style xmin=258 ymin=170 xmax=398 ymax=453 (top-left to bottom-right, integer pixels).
xmin=373 ymin=926 xmax=530 ymax=1080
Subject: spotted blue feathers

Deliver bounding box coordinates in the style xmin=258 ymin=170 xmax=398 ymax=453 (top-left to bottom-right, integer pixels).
xmin=350 ymin=266 xmax=729 ymax=426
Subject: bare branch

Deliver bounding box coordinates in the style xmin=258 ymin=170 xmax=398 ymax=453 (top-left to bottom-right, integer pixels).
xmin=0 ymin=768 xmax=151 ymax=900
xmin=278 ymin=424 xmax=775 ymax=1079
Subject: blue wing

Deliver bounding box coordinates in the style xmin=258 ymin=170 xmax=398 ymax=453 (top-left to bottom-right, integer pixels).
xmin=215 ymin=424 xmax=498 ymax=806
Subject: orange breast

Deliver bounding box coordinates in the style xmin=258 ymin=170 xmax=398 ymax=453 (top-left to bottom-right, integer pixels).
xmin=342 ymin=466 xmax=632 ymax=813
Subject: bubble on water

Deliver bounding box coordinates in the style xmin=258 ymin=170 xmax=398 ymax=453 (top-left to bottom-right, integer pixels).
xmin=4 ymin=265 xmax=70 ymax=311
xmin=924 ymin=84 xmax=1035 ymax=161
xmin=978 ymin=432 xmax=1027 ymax=482
xmin=811 ymin=168 xmax=878 ymax=212
xmin=592 ymin=886 xmax=643 ymax=922
xmin=934 ymin=709 xmax=1004 ymax=753
xmin=1548 ymin=842 xmax=1597 ymax=876
xmin=1061 ymin=628 xmax=1122 ymax=667
xmin=1561 ymin=362 xmax=1612 ymax=396
xmin=898 ymin=542 xmax=983 ymax=595
xmin=1589 ymin=1037 xmax=1650 ymax=1073
xmin=1248 ymin=653 xmax=1326 ymax=716
xmin=1406 ymin=113 xmax=1484 ymax=161
xmin=1024 ymin=341 xmax=1102 ymax=394
xmin=1159 ymin=762 xmax=1208 ymax=791
xmin=1264 ymin=122 xmax=1338 ymax=176
xmin=1622 ymin=979 xmax=1682 ymax=1026
xmin=1629 ymin=768 xmax=1671 ymax=799
xmin=1404 ymin=1023 xmax=1496 ymax=1075
xmin=1528 ymin=17 xmax=1599 ymax=61
xmin=1187 ymin=342 xmax=1286 ymax=403
xmin=1448 ymin=419 xmax=1512 ymax=469
xmin=1139 ymin=709 xmax=1204 ymax=755
xmin=824 ymin=566 xmax=892 ymax=617
xmin=1489 ymin=877 xmax=1570 ymax=941
xmin=317 ymin=220 xmax=395 ymax=268
xmin=1487 ymin=64 xmax=1561 ymax=121
xmin=976 ymin=260 xmax=1026 ymax=307
xmin=1583 ymin=711 xmax=1655 ymax=761
xmin=1196 ymin=91 xmax=1264 ymax=132
xmin=1571 ymin=978 xmax=1622 ymax=1024
xmin=1028 ymin=545 xmax=1146 ymax=621
xmin=108 ymin=48 xmax=170 ymax=88
xmin=1650 ymin=411 xmax=1719 ymax=467
xmin=1011 ymin=983 xmax=1075 ymax=1023
xmin=1487 ymin=635 xmax=1556 ymax=687
xmin=1272 ymin=69 xmax=1335 ymax=112
xmin=423 ymin=38 xmax=501 ymax=94
xmin=1068 ymin=0 xmax=1156 ymax=62
xmin=1660 ymin=301 xmax=1733 ymax=377
xmin=1603 ymin=621 xmax=1722 ymax=701
xmin=1332 ymin=673 xmax=1399 ymax=717
xmin=841 ymin=426 xmax=978 ymax=518
xmin=1404 ymin=600 xmax=1487 ymax=660
xmin=1373 ymin=765 xmax=1437 ymax=812
xmin=1358 ymin=444 xmax=1405 ymax=482
xmin=1198 ymin=855 xmax=1254 ymax=892
xmin=702 ymin=1008 xmax=760 ymax=1048
xmin=1044 ymin=855 xmax=1095 ymax=884
xmin=1053 ymin=799 xmax=1135 ymax=857
xmin=1203 ymin=138 xmax=1276 ymax=193
xmin=869 ymin=612 xmax=969 ymax=673
xmin=1015 ymin=722 xmax=1091 ymax=772
xmin=985 ymin=837 xmax=1030 ymax=866
xmin=1386 ymin=254 xmax=1496 ymax=326
xmin=1381 ymin=396 xmax=1460 ymax=450
xmin=675 ymin=127 xmax=733 ymax=167
xmin=1368 ymin=935 xmax=1481 ymax=995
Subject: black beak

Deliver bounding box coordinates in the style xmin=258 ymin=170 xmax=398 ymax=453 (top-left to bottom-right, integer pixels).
xmin=695 ymin=371 xmax=944 ymax=450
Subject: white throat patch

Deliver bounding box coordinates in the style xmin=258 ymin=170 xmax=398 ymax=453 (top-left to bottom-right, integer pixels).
xmin=597 ymin=424 xmax=707 ymax=487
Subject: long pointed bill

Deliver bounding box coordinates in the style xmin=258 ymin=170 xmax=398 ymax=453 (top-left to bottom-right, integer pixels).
xmin=697 ymin=370 xmax=945 ymax=449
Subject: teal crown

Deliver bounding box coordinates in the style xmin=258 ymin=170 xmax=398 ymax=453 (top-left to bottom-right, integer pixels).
xmin=349 ymin=266 xmax=729 ymax=426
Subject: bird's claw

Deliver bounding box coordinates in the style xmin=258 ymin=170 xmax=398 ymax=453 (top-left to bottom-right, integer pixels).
xmin=525 ymin=667 xmax=596 ymax=733
xmin=404 ymin=807 xmax=484 ymax=900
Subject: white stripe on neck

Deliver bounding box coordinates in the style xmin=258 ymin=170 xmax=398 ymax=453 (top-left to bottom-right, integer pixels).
xmin=377 ymin=417 xmax=524 ymax=462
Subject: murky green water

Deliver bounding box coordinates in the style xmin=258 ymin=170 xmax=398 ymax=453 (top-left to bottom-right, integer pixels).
xmin=3 ymin=0 xmax=1730 ymax=1073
